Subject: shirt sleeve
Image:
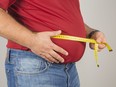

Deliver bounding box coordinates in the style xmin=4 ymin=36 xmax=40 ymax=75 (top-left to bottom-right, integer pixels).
xmin=0 ymin=0 xmax=16 ymax=10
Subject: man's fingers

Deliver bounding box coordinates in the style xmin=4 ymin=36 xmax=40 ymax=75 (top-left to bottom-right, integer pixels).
xmin=89 ymin=38 xmax=106 ymax=51
xmin=52 ymin=43 xmax=68 ymax=56
xmin=40 ymin=52 xmax=59 ymax=63
xmin=96 ymin=38 xmax=102 ymax=43
xmin=98 ymin=44 xmax=106 ymax=49
xmin=89 ymin=31 xmax=107 ymax=52
xmin=39 ymin=54 xmax=53 ymax=63
xmin=89 ymin=43 xmax=94 ymax=49
xmin=47 ymin=30 xmax=61 ymax=37
xmin=49 ymin=50 xmax=64 ymax=63
xmin=96 ymin=38 xmax=106 ymax=49
xmin=45 ymin=53 xmax=60 ymax=63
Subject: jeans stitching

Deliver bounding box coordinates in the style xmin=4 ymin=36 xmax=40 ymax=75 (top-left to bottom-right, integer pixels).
xmin=15 ymin=61 xmax=49 ymax=74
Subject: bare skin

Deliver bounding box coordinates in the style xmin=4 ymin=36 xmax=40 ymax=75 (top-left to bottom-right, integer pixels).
xmin=0 ymin=8 xmax=106 ymax=63
xmin=85 ymin=24 xmax=106 ymax=52
xmin=0 ymin=8 xmax=68 ymax=63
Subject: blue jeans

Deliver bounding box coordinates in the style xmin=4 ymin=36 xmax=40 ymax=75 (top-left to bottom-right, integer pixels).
xmin=5 ymin=48 xmax=80 ymax=87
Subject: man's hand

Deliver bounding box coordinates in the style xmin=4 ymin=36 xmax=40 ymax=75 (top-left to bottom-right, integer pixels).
xmin=89 ymin=31 xmax=106 ymax=52
xmin=0 ymin=9 xmax=68 ymax=63
xmin=29 ymin=30 xmax=68 ymax=63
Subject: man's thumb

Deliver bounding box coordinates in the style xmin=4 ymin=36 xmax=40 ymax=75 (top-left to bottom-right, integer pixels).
xmin=49 ymin=30 xmax=62 ymax=36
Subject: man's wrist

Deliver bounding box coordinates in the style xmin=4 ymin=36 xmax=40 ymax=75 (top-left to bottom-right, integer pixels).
xmin=87 ymin=30 xmax=100 ymax=38
xmin=25 ymin=32 xmax=36 ymax=49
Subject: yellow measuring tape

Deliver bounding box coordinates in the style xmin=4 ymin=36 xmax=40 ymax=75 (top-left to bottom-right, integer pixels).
xmin=52 ymin=35 xmax=113 ymax=67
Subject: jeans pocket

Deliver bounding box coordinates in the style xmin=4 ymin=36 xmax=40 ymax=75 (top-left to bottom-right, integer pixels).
xmin=15 ymin=56 xmax=49 ymax=74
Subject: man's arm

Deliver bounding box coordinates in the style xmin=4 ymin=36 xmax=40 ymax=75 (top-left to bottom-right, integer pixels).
xmin=84 ymin=24 xmax=95 ymax=37
xmin=0 ymin=8 xmax=68 ymax=63
xmin=0 ymin=8 xmax=36 ymax=48
xmin=84 ymin=24 xmax=106 ymax=51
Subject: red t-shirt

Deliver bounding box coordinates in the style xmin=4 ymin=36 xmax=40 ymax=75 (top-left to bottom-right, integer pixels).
xmin=0 ymin=0 xmax=86 ymax=63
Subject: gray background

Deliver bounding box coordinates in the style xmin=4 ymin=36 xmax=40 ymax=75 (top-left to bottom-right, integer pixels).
xmin=0 ymin=0 xmax=116 ymax=87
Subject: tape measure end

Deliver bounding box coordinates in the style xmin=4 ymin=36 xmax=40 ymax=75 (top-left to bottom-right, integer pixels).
xmin=109 ymin=49 xmax=113 ymax=52
xmin=97 ymin=64 xmax=99 ymax=67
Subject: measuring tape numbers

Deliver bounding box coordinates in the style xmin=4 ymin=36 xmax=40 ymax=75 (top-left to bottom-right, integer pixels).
xmin=52 ymin=35 xmax=113 ymax=67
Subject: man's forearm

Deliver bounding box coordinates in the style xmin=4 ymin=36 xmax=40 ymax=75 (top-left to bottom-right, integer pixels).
xmin=84 ymin=24 xmax=101 ymax=38
xmin=84 ymin=24 xmax=95 ymax=37
xmin=0 ymin=8 xmax=34 ymax=48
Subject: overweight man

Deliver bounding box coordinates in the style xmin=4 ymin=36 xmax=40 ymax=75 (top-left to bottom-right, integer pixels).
xmin=0 ymin=0 xmax=106 ymax=87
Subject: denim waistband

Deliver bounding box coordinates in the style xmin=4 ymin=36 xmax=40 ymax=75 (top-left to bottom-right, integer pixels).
xmin=7 ymin=48 xmax=75 ymax=67
xmin=7 ymin=48 xmax=38 ymax=57
xmin=7 ymin=48 xmax=45 ymax=61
